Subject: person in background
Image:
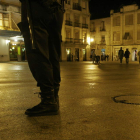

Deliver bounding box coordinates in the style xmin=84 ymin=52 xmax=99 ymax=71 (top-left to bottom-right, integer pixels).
xmin=92 ymin=50 xmax=96 ymax=64
xmin=95 ymin=48 xmax=101 ymax=64
xmin=124 ymin=49 xmax=130 ymax=64
xmin=118 ymin=47 xmax=124 ymax=64
xmin=138 ymin=49 xmax=140 ymax=64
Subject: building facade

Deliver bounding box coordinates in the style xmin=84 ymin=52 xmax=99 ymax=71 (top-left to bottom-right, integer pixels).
xmin=90 ymin=17 xmax=111 ymax=61
xmin=61 ymin=0 xmax=91 ymax=61
xmin=111 ymin=4 xmax=140 ymax=62
xmin=0 ymin=0 xmax=24 ymax=62
xmin=90 ymin=3 xmax=140 ymax=62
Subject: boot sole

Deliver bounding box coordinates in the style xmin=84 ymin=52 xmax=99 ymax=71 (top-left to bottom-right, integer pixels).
xmin=25 ymin=111 xmax=59 ymax=116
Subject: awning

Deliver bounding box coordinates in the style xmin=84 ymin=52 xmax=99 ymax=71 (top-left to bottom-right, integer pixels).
xmin=0 ymin=30 xmax=21 ymax=37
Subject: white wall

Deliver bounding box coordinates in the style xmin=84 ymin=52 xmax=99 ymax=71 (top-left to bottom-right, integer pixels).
xmin=0 ymin=37 xmax=10 ymax=62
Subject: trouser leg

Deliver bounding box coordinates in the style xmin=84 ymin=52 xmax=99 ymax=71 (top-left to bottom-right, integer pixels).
xmin=23 ymin=22 xmax=54 ymax=92
xmin=120 ymin=58 xmax=122 ymax=63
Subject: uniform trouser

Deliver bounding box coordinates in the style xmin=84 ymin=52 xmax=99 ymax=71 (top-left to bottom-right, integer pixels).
xmin=19 ymin=2 xmax=63 ymax=93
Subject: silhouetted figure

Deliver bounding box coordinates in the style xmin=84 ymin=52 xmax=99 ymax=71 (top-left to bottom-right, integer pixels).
xmin=92 ymin=50 xmax=96 ymax=64
xmin=124 ymin=49 xmax=130 ymax=64
xmin=95 ymin=49 xmax=101 ymax=64
xmin=118 ymin=47 xmax=124 ymax=64
xmin=106 ymin=55 xmax=109 ymax=61
xmin=18 ymin=0 xmax=64 ymax=116
xmin=138 ymin=50 xmax=140 ymax=64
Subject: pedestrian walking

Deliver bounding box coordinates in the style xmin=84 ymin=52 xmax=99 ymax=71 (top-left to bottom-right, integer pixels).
xmin=138 ymin=49 xmax=140 ymax=64
xmin=18 ymin=0 xmax=64 ymax=116
xmin=124 ymin=49 xmax=130 ymax=64
xmin=95 ymin=49 xmax=101 ymax=64
xmin=118 ymin=47 xmax=124 ymax=64
xmin=92 ymin=50 xmax=96 ymax=64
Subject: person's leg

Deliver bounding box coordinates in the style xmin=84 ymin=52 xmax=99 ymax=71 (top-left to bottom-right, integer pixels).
xmin=48 ymin=8 xmax=64 ymax=104
xmin=120 ymin=58 xmax=122 ymax=63
xmin=20 ymin=2 xmax=58 ymax=116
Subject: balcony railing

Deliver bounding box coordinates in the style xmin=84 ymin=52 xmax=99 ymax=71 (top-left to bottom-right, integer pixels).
xmin=74 ymin=22 xmax=81 ymax=27
xmin=65 ymin=20 xmax=72 ymax=26
xmin=90 ymin=29 xmax=96 ymax=32
xmin=82 ymin=24 xmax=88 ymax=29
xmin=100 ymin=27 xmax=106 ymax=31
xmin=100 ymin=40 xmax=106 ymax=44
xmin=74 ymin=39 xmax=83 ymax=44
xmin=73 ymin=3 xmax=82 ymax=11
xmin=65 ymin=38 xmax=73 ymax=43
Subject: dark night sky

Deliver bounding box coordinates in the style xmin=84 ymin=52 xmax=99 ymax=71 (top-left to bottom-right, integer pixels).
xmin=89 ymin=0 xmax=140 ymax=19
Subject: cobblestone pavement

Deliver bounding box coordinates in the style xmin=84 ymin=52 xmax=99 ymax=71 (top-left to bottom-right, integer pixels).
xmin=0 ymin=61 xmax=140 ymax=140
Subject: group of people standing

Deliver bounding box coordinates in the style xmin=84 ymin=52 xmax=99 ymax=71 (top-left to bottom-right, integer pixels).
xmin=118 ymin=47 xmax=130 ymax=64
xmin=91 ymin=49 xmax=109 ymax=64
xmin=118 ymin=47 xmax=140 ymax=64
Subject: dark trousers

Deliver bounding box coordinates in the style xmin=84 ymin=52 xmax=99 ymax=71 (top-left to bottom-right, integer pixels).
xmin=126 ymin=58 xmax=129 ymax=64
xmin=20 ymin=1 xmax=63 ymax=92
xmin=120 ymin=58 xmax=123 ymax=63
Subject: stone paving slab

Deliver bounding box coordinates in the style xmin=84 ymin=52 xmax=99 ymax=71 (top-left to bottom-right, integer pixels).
xmin=0 ymin=61 xmax=140 ymax=140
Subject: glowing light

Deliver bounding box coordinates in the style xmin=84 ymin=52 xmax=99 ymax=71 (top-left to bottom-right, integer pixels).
xmin=14 ymin=39 xmax=17 ymax=42
xmin=90 ymin=38 xmax=94 ymax=42
xmin=6 ymin=40 xmax=10 ymax=44
xmin=12 ymin=47 xmax=15 ymax=49
xmin=87 ymin=37 xmax=90 ymax=45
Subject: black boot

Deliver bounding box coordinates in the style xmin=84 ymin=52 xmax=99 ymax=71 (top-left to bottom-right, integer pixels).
xmin=25 ymin=91 xmax=58 ymax=116
xmin=54 ymin=87 xmax=59 ymax=106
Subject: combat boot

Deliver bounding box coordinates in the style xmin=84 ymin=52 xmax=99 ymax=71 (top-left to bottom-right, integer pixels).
xmin=54 ymin=87 xmax=59 ymax=107
xmin=25 ymin=91 xmax=58 ymax=116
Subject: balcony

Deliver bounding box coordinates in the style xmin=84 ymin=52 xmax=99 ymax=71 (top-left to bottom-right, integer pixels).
xmin=100 ymin=40 xmax=106 ymax=45
xmin=90 ymin=29 xmax=96 ymax=32
xmin=73 ymin=3 xmax=82 ymax=11
xmin=74 ymin=22 xmax=81 ymax=27
xmin=74 ymin=39 xmax=83 ymax=44
xmin=65 ymin=38 xmax=73 ymax=43
xmin=100 ymin=27 xmax=106 ymax=31
xmin=82 ymin=24 xmax=88 ymax=29
xmin=65 ymin=20 xmax=72 ymax=26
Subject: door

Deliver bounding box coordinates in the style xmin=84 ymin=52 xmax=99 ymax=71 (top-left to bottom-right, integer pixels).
xmin=83 ymin=49 xmax=86 ymax=61
xmin=9 ymin=45 xmax=18 ymax=61
xmin=21 ymin=46 xmax=26 ymax=61
xmin=132 ymin=49 xmax=137 ymax=61
xmin=75 ymin=48 xmax=79 ymax=61
xmin=66 ymin=48 xmax=71 ymax=61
